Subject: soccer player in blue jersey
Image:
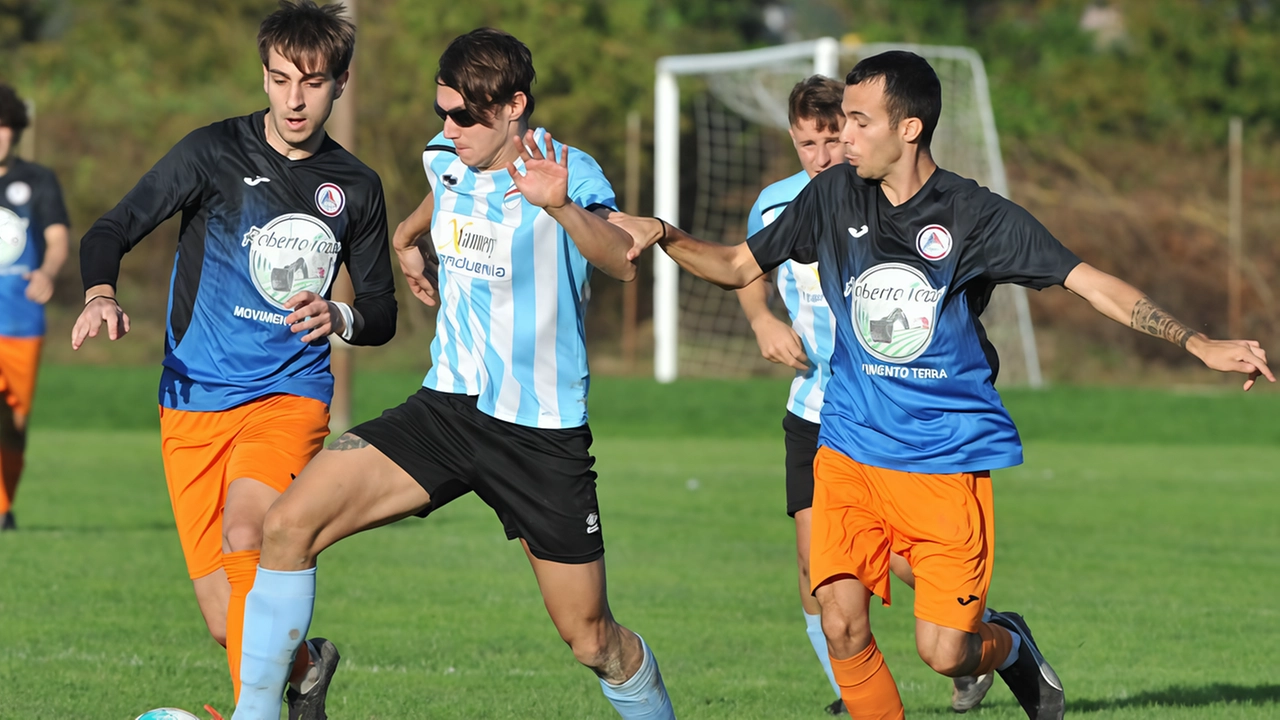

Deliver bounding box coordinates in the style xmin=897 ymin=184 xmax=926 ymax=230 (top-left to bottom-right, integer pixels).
xmin=616 ymin=50 xmax=1271 ymax=720
xmin=737 ymin=75 xmax=991 ymax=716
xmin=232 ymin=29 xmax=676 ymax=720
xmin=0 ymin=84 xmax=70 ymax=532
xmin=72 ymin=2 xmax=396 ymax=715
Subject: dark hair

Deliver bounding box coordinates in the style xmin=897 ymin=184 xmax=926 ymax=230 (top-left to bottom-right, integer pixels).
xmin=846 ymin=51 xmax=941 ymax=148
xmin=788 ymin=75 xmax=844 ymax=133
xmin=436 ymin=28 xmax=536 ymax=123
xmin=0 ymin=85 xmax=28 ymax=138
xmin=258 ymin=1 xmax=356 ymax=78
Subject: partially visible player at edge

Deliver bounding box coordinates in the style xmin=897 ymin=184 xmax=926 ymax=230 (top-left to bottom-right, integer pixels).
xmin=231 ymin=28 xmax=675 ymax=720
xmin=0 ymin=84 xmax=70 ymax=532
xmin=615 ymin=50 xmax=1271 ymax=720
xmin=735 ymin=74 xmax=992 ymax=717
xmin=71 ymin=2 xmax=397 ymax=716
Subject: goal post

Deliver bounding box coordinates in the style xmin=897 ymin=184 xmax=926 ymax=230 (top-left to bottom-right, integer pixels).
xmin=651 ymin=38 xmax=1044 ymax=387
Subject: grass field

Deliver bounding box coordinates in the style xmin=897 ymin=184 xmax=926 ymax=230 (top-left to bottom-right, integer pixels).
xmin=2 ymin=366 xmax=1278 ymax=719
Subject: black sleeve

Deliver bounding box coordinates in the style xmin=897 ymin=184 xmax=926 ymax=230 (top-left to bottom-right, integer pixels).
xmin=344 ymin=175 xmax=397 ymax=347
xmin=979 ymin=194 xmax=1081 ymax=290
xmin=80 ymin=128 xmax=216 ymax=290
xmin=745 ymin=172 xmax=826 ymax=272
xmin=33 ymin=167 xmax=70 ymax=229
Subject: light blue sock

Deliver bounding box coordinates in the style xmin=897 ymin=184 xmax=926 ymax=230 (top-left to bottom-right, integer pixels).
xmin=599 ymin=635 xmax=676 ymax=719
xmin=804 ymin=611 xmax=840 ymax=698
xmin=231 ymin=567 xmax=316 ymax=720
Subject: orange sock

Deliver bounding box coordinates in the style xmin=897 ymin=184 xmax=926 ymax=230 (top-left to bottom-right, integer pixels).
xmin=973 ymin=621 xmax=1014 ymax=676
xmin=0 ymin=446 xmax=24 ymax=515
xmin=829 ymin=638 xmax=905 ymax=720
xmin=222 ymin=549 xmax=261 ymax=701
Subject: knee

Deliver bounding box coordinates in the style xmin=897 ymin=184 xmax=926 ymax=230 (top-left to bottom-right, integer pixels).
xmin=222 ymin=517 xmax=264 ymax=553
xmin=818 ymin=608 xmax=870 ymax=655
xmin=261 ymin=501 xmax=320 ymax=562
xmin=916 ymin=634 xmax=973 ymax=677
xmin=562 ymin=620 xmax=614 ymax=671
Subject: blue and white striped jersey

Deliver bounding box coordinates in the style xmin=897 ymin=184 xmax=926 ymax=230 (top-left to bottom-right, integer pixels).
xmin=421 ymin=130 xmax=617 ymax=429
xmin=747 ymin=170 xmax=836 ymax=424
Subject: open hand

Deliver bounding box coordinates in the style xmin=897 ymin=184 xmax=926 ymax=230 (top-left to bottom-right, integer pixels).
xmin=71 ymin=296 xmax=130 ymax=349
xmin=1190 ymin=337 xmax=1273 ymax=391
xmin=507 ymin=129 xmax=569 ymax=210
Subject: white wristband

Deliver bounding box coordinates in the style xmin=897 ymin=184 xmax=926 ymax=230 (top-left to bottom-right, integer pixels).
xmin=332 ymin=301 xmax=355 ymax=342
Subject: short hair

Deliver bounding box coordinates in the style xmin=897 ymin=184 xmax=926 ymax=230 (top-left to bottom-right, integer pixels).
xmin=436 ymin=28 xmax=536 ymax=123
xmin=788 ymin=76 xmax=844 ymax=133
xmin=846 ymin=51 xmax=941 ymax=148
xmin=0 ymin=85 xmax=28 ymax=136
xmin=257 ymin=0 xmax=357 ymax=78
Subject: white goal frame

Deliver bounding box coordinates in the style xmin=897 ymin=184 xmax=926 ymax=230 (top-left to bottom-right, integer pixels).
xmin=652 ymin=38 xmax=1044 ymax=387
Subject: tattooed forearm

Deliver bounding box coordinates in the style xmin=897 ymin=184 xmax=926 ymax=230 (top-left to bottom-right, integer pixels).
xmin=328 ymin=433 xmax=370 ymax=451
xmin=1130 ymin=297 xmax=1196 ymax=349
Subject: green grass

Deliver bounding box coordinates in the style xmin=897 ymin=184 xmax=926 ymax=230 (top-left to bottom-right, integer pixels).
xmin=2 ymin=367 xmax=1278 ymax=718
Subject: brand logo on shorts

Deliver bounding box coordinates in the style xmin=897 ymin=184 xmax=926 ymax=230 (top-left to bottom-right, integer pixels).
xmin=916 ymin=224 xmax=952 ymax=261
xmin=847 ymin=263 xmax=945 ymax=364
xmin=241 ymin=213 xmax=341 ymax=309
xmin=0 ymin=206 xmax=29 ymax=268
xmin=315 ymin=183 xmax=346 ymax=217
xmin=5 ymin=181 xmax=32 ymax=206
xmin=586 ymin=512 xmax=600 ymax=534
xmin=957 ymin=594 xmax=980 ymax=606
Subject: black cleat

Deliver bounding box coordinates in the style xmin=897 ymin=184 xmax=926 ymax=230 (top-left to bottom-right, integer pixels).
xmin=286 ymin=637 xmax=341 ymax=720
xmin=823 ymin=697 xmax=846 ymax=715
xmin=951 ymin=672 xmax=994 ymax=713
xmin=991 ymin=611 xmax=1064 ymax=719
xmin=1 ymin=511 xmax=15 ymax=531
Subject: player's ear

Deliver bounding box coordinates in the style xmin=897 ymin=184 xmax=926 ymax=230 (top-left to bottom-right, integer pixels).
xmin=262 ymin=64 xmax=271 ymax=95
xmin=900 ymin=116 xmax=924 ymax=145
xmin=508 ymin=92 xmax=528 ymax=125
xmin=333 ymin=70 xmax=351 ymax=100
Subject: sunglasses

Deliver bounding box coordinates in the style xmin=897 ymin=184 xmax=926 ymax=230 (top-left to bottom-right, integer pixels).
xmin=434 ymin=102 xmax=481 ymax=128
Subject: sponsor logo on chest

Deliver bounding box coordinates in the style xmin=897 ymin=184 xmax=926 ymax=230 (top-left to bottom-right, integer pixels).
xmin=240 ymin=213 xmax=341 ymax=310
xmin=433 ymin=210 xmax=515 ymax=283
xmin=845 ymin=262 xmax=945 ymax=364
xmin=0 ymin=206 xmax=30 ymax=269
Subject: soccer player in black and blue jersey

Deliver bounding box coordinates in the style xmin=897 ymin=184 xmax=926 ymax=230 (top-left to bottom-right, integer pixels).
xmin=616 ymin=50 xmax=1270 ymax=720
xmin=72 ymin=2 xmax=396 ymax=716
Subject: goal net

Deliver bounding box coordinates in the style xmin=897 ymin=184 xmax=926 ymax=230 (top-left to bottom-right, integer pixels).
xmin=652 ymin=39 xmax=1043 ymax=387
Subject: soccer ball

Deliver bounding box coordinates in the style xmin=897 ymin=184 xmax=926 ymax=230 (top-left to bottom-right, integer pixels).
xmin=135 ymin=710 xmax=200 ymax=720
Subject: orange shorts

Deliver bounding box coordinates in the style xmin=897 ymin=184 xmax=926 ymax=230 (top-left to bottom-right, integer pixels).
xmin=159 ymin=394 xmax=329 ymax=579
xmin=810 ymin=446 xmax=995 ymax=633
xmin=0 ymin=336 xmax=42 ymax=419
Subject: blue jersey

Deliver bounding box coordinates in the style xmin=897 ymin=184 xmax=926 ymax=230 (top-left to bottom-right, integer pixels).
xmin=747 ymin=170 xmax=835 ymax=424
xmin=80 ymin=111 xmax=397 ymax=411
xmin=420 ymin=130 xmax=617 ymax=429
xmin=748 ymin=165 xmax=1081 ymax=473
xmin=0 ymin=159 xmax=69 ymax=338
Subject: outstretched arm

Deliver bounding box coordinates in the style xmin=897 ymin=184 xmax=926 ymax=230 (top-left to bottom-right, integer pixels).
xmin=608 ymin=212 xmax=765 ymax=290
xmin=507 ymin=130 xmax=637 ymax=282
xmin=1064 ymin=262 xmax=1273 ymax=390
xmin=736 ymin=276 xmax=808 ymax=370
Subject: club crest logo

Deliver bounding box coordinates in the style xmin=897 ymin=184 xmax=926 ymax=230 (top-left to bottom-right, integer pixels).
xmin=847 ymin=263 xmax=946 ymax=364
xmin=241 ymin=213 xmax=341 ymax=309
xmin=315 ymin=183 xmax=345 ymax=217
xmin=502 ymin=186 xmax=523 ymax=209
xmin=5 ymin=181 xmax=31 ymax=206
xmin=915 ymin=224 xmax=952 ymax=261
xmin=0 ymin=207 xmax=29 ymax=268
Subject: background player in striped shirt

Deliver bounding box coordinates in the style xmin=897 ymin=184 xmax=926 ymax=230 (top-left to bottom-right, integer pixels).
xmin=72 ymin=2 xmax=397 ymax=715
xmin=737 ymin=75 xmax=991 ymax=716
xmin=0 ymin=84 xmax=70 ymax=532
xmin=233 ymin=29 xmax=675 ymax=720
xmin=615 ymin=50 xmax=1270 ymax=720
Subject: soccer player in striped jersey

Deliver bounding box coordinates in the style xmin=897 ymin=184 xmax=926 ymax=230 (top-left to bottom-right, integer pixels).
xmin=73 ymin=3 xmax=396 ymax=715
xmin=0 ymin=84 xmax=70 ymax=533
xmin=233 ymin=29 xmax=675 ymax=720
xmin=737 ymin=75 xmax=991 ymax=716
xmin=616 ymin=50 xmax=1270 ymax=720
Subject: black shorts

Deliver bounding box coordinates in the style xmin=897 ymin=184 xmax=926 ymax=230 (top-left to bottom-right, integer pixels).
xmin=782 ymin=411 xmax=820 ymax=517
xmin=349 ymin=387 xmax=603 ymax=564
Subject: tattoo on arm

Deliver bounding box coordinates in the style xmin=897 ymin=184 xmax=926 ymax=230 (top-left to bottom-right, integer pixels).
xmin=328 ymin=433 xmax=370 ymax=451
xmin=1130 ymin=297 xmax=1195 ymax=349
